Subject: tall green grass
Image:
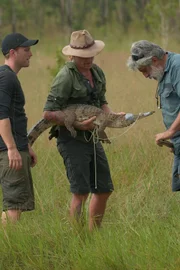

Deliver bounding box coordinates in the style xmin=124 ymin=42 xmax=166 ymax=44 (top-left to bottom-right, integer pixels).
xmin=0 ymin=39 xmax=180 ymax=270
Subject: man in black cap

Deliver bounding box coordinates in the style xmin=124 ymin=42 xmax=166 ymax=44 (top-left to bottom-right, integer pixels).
xmin=0 ymin=33 xmax=38 ymax=225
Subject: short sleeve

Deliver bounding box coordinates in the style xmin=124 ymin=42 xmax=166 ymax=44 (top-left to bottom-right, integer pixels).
xmin=172 ymin=64 xmax=180 ymax=97
xmin=0 ymin=71 xmax=14 ymax=119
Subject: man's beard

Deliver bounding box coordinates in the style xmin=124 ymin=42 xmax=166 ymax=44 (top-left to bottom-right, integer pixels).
xmin=150 ymin=66 xmax=164 ymax=82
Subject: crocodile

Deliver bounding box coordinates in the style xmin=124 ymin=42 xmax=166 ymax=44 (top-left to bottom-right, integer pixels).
xmin=27 ymin=104 xmax=155 ymax=146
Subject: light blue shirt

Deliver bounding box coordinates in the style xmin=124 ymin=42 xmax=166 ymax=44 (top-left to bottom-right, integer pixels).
xmin=158 ymin=52 xmax=180 ymax=145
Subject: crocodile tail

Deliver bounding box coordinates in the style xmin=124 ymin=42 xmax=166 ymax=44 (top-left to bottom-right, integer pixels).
xmin=27 ymin=119 xmax=52 ymax=146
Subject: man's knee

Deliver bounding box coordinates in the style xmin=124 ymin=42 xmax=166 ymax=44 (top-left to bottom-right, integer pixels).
xmin=92 ymin=192 xmax=112 ymax=202
xmin=72 ymin=193 xmax=89 ymax=203
xmin=96 ymin=192 xmax=112 ymax=198
xmin=1 ymin=209 xmax=22 ymax=225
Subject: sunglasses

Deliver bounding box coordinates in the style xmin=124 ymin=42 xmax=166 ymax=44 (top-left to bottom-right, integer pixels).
xmin=131 ymin=54 xmax=144 ymax=61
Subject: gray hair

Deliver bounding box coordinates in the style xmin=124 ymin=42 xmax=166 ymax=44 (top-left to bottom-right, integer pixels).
xmin=127 ymin=40 xmax=165 ymax=70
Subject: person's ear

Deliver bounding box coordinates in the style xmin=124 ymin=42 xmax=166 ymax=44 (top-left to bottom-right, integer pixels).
xmin=152 ymin=56 xmax=158 ymax=64
xmin=9 ymin=49 xmax=16 ymax=56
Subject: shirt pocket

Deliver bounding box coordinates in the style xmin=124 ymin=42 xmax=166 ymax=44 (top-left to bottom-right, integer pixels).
xmin=160 ymin=83 xmax=179 ymax=112
xmin=71 ymin=81 xmax=88 ymax=98
xmin=161 ymin=83 xmax=174 ymax=98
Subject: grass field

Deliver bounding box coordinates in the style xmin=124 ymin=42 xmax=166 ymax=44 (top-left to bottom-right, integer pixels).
xmin=0 ymin=36 xmax=180 ymax=270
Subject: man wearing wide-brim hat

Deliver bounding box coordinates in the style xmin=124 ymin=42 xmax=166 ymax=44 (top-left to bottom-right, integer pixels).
xmin=43 ymin=30 xmax=124 ymax=230
xmin=62 ymin=29 xmax=105 ymax=58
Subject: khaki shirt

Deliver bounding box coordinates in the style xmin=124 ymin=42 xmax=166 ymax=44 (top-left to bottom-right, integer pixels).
xmin=44 ymin=61 xmax=108 ymax=111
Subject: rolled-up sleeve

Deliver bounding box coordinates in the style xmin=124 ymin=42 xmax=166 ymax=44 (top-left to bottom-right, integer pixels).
xmin=44 ymin=66 xmax=73 ymax=111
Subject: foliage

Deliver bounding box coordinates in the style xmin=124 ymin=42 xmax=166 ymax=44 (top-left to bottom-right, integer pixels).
xmin=144 ymin=0 xmax=180 ymax=47
xmin=49 ymin=47 xmax=66 ymax=78
xmin=1 ymin=0 xmax=180 ymax=45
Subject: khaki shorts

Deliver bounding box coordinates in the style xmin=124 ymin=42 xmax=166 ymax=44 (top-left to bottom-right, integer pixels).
xmin=0 ymin=151 xmax=35 ymax=211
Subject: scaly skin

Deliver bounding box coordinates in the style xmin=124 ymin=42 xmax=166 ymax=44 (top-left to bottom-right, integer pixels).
xmin=28 ymin=104 xmax=155 ymax=146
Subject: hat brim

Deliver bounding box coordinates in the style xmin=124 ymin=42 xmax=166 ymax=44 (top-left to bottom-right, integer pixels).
xmin=20 ymin=39 xmax=39 ymax=47
xmin=62 ymin=40 xmax=105 ymax=58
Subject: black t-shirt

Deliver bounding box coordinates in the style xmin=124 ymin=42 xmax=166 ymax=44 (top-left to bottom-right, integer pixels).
xmin=0 ymin=65 xmax=28 ymax=151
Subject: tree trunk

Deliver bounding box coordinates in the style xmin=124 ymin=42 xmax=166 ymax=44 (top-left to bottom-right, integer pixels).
xmin=100 ymin=0 xmax=109 ymax=25
xmin=59 ymin=0 xmax=65 ymax=30
xmin=159 ymin=10 xmax=169 ymax=49
xmin=116 ymin=0 xmax=131 ymax=33
xmin=66 ymin=0 xmax=73 ymax=34
xmin=11 ymin=0 xmax=16 ymax=33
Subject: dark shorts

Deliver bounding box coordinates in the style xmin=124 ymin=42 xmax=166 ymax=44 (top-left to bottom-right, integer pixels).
xmin=0 ymin=151 xmax=35 ymax=211
xmin=172 ymin=154 xmax=180 ymax=191
xmin=58 ymin=140 xmax=114 ymax=194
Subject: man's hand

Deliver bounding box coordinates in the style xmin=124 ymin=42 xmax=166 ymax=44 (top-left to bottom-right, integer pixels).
xmin=28 ymin=145 xmax=37 ymax=167
xmin=74 ymin=116 xmax=96 ymax=131
xmin=155 ymin=130 xmax=174 ymax=145
xmin=8 ymin=148 xmax=22 ymax=170
xmin=155 ymin=133 xmax=174 ymax=153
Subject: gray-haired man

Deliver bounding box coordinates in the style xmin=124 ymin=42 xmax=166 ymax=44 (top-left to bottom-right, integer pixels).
xmin=127 ymin=40 xmax=180 ymax=191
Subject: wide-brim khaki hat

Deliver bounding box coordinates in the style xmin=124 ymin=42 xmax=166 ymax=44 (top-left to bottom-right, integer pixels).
xmin=62 ymin=30 xmax=105 ymax=58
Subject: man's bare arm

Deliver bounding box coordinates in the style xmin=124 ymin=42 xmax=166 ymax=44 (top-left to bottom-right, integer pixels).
xmin=43 ymin=111 xmax=65 ymax=125
xmin=0 ymin=119 xmax=22 ymax=170
xmin=101 ymin=104 xmax=113 ymax=113
xmin=43 ymin=110 xmax=96 ymax=131
xmin=0 ymin=118 xmax=16 ymax=149
xmin=166 ymin=113 xmax=180 ymax=137
xmin=156 ymin=113 xmax=180 ymax=143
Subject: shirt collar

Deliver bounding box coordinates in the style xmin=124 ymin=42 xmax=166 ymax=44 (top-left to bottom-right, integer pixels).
xmin=157 ymin=52 xmax=170 ymax=84
xmin=164 ymin=52 xmax=172 ymax=73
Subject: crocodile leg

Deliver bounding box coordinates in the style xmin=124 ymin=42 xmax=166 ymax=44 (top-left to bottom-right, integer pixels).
xmin=64 ymin=112 xmax=77 ymax=137
xmin=98 ymin=130 xmax=111 ymax=144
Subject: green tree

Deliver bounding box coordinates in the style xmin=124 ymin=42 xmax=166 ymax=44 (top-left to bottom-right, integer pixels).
xmin=144 ymin=0 xmax=179 ymax=47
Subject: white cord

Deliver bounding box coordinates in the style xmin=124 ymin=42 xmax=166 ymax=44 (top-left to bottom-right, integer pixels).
xmin=82 ymin=115 xmax=140 ymax=190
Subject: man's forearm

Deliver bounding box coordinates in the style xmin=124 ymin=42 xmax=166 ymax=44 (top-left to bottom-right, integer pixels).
xmin=156 ymin=113 xmax=180 ymax=142
xmin=101 ymin=104 xmax=113 ymax=113
xmin=43 ymin=111 xmax=65 ymax=125
xmin=0 ymin=118 xmax=17 ymax=149
xmin=168 ymin=113 xmax=180 ymax=136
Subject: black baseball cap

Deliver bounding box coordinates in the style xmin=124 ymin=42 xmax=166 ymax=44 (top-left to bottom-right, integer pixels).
xmin=1 ymin=33 xmax=39 ymax=55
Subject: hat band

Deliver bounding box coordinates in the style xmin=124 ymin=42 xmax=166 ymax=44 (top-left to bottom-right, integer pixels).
xmin=70 ymin=40 xmax=95 ymax=49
